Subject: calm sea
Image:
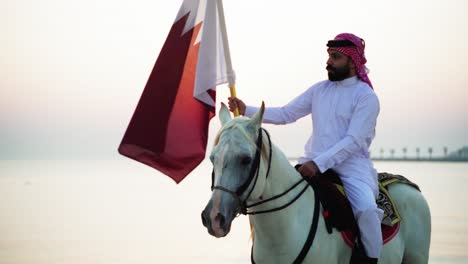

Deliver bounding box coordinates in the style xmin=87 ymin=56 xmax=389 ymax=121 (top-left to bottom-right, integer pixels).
xmin=0 ymin=160 xmax=467 ymax=264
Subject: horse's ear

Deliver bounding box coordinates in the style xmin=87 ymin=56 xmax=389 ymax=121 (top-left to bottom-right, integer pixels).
xmin=248 ymin=101 xmax=265 ymax=130
xmin=219 ymin=103 xmax=232 ymax=126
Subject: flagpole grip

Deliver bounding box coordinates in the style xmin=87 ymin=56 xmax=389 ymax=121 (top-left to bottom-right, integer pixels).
xmin=229 ymin=85 xmax=240 ymax=117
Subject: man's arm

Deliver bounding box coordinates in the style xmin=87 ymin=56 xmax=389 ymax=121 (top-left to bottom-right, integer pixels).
xmin=240 ymin=86 xmax=315 ymax=125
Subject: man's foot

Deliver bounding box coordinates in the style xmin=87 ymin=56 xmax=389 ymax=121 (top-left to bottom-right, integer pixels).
xmin=350 ymin=243 xmax=378 ymax=264
xmin=350 ymin=254 xmax=378 ymax=264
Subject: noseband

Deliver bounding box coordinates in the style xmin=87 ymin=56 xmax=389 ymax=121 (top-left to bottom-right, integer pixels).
xmin=211 ymin=128 xmax=272 ymax=215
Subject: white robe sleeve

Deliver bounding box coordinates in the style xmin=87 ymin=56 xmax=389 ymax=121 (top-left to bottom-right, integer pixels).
xmin=244 ymin=86 xmax=315 ymax=124
xmin=312 ymin=93 xmax=380 ymax=172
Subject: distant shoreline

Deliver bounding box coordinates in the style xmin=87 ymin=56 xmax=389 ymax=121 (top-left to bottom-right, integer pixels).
xmin=287 ymin=157 xmax=468 ymax=163
xmin=371 ymin=158 xmax=468 ymax=162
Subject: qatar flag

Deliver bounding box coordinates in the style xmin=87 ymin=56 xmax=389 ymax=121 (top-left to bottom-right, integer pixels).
xmin=119 ymin=0 xmax=233 ymax=183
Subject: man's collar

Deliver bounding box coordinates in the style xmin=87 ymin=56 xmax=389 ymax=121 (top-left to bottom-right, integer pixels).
xmin=336 ymin=76 xmax=358 ymax=86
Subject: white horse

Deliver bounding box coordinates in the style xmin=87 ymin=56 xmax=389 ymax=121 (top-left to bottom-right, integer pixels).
xmin=201 ymin=103 xmax=431 ymax=263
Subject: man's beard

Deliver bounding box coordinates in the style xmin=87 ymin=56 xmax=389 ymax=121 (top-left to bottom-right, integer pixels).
xmin=327 ymin=63 xmax=351 ymax=81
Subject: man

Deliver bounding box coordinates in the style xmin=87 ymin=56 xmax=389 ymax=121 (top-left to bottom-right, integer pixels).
xmin=228 ymin=33 xmax=383 ymax=263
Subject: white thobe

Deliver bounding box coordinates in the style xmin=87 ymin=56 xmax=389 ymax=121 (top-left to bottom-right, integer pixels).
xmin=245 ymin=76 xmax=384 ymax=258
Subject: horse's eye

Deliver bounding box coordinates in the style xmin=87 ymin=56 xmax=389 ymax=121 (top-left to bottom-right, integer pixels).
xmin=241 ymin=156 xmax=252 ymax=165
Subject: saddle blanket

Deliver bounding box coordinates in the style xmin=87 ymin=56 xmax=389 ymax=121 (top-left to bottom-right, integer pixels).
xmin=377 ymin=172 xmax=420 ymax=226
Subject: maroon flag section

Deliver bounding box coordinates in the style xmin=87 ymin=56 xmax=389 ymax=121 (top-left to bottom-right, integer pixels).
xmin=119 ymin=11 xmax=215 ymax=183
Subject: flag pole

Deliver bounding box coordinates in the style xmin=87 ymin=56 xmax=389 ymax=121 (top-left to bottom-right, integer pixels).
xmin=217 ymin=0 xmax=239 ymax=116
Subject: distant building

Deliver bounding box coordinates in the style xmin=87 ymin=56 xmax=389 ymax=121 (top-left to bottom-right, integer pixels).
xmin=370 ymin=146 xmax=468 ymax=162
xmin=447 ymin=146 xmax=468 ymax=160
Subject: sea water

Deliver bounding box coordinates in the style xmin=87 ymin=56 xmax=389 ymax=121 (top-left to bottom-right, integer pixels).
xmin=0 ymin=160 xmax=466 ymax=263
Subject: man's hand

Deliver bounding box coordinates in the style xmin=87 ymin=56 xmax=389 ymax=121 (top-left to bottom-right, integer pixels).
xmin=228 ymin=97 xmax=246 ymax=115
xmin=297 ymin=161 xmax=320 ymax=178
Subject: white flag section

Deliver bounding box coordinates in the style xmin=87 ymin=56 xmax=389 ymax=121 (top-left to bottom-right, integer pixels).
xmin=176 ymin=0 xmax=233 ymax=107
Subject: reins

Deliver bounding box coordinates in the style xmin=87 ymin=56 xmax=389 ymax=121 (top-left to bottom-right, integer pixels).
xmin=211 ymin=128 xmax=307 ymax=215
xmin=210 ymin=126 xmax=320 ymax=264
xmin=244 ymin=178 xmax=308 ymax=215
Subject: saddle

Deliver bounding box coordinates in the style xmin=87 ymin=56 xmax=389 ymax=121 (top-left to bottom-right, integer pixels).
xmin=304 ymin=169 xmax=420 ymax=246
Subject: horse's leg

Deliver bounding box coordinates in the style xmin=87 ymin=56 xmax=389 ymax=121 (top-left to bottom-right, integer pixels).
xmin=379 ymin=235 xmax=405 ymax=263
xmin=389 ymin=184 xmax=431 ymax=264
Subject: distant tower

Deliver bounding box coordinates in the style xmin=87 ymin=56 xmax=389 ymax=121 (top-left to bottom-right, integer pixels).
xmin=444 ymin=146 xmax=448 ymax=157
xmin=390 ymin=149 xmax=395 ymax=159
xmin=380 ymin=148 xmax=384 ymax=159
xmin=416 ymin=147 xmax=420 ymax=160
xmin=402 ymin=147 xmax=407 ymax=159
xmin=428 ymin=147 xmax=433 ymax=159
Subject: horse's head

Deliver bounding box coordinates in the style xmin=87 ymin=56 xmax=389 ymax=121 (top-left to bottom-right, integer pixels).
xmin=201 ymin=102 xmax=267 ymax=237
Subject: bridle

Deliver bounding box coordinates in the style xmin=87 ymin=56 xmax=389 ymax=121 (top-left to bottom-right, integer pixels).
xmin=210 ymin=128 xmax=308 ymax=216
xmin=209 ymin=127 xmax=321 ymax=264
xmin=211 ymin=127 xmax=271 ymax=215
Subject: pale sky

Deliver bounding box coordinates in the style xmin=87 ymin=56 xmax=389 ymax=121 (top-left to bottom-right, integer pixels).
xmin=1 ymin=0 xmax=467 ymax=159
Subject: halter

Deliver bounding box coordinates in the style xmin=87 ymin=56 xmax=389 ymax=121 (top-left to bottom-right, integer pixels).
xmin=211 ymin=128 xmax=272 ymax=215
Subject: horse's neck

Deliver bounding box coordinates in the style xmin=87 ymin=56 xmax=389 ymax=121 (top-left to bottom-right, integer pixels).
xmin=250 ymin=144 xmax=316 ymax=248
xmin=262 ymin=146 xmax=304 ymax=199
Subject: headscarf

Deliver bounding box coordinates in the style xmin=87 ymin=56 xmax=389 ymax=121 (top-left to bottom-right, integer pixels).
xmin=327 ymin=33 xmax=373 ymax=89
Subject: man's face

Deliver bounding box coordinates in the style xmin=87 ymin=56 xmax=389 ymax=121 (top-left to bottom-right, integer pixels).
xmin=326 ymin=50 xmax=354 ymax=81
